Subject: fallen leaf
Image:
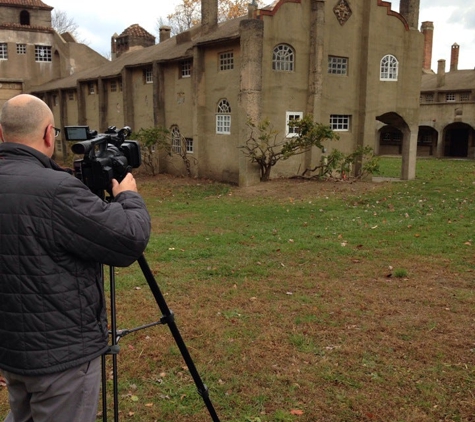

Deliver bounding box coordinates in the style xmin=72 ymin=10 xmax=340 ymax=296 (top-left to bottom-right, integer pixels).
xmin=290 ymin=409 xmax=304 ymax=415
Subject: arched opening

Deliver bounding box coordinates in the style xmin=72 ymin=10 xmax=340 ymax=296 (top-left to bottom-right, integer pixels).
xmin=376 ymin=112 xmax=409 ymax=156
xmin=417 ymin=126 xmax=437 ymax=156
xmin=376 ymin=111 xmax=416 ymax=180
xmin=19 ymin=10 xmax=30 ymax=26
xmin=379 ymin=125 xmax=402 ymax=155
xmin=443 ymin=123 xmax=471 ymax=157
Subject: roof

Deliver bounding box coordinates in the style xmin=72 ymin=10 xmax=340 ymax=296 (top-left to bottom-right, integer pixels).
xmin=31 ymin=17 xmax=246 ymax=92
xmin=0 ymin=0 xmax=52 ymax=9
xmin=421 ymin=69 xmax=475 ymax=92
xmin=118 ymin=24 xmax=155 ymax=40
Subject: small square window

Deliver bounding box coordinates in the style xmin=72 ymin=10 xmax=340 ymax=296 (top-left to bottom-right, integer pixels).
xmin=68 ymin=91 xmax=75 ymax=101
xmin=330 ymin=115 xmax=351 ymax=131
xmin=460 ymin=92 xmax=470 ymax=102
xmin=328 ymin=56 xmax=348 ymax=75
xmin=110 ymin=81 xmax=117 ymax=92
xmin=16 ymin=44 xmax=26 ymax=55
xmin=35 ymin=45 xmax=52 ymax=62
xmin=219 ymin=51 xmax=234 ymax=71
xmin=424 ymin=93 xmax=434 ymax=103
xmin=446 ymin=93 xmax=455 ymax=102
xmin=88 ymin=83 xmax=96 ymax=95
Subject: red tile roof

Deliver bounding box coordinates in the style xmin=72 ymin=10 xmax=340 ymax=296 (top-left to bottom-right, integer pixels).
xmin=0 ymin=0 xmax=52 ymax=9
xmin=119 ymin=24 xmax=154 ymax=39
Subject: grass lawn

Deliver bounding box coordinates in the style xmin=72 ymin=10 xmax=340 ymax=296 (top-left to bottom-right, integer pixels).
xmin=1 ymin=157 xmax=475 ymax=421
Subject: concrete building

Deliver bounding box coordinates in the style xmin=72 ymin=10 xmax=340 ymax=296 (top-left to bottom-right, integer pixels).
xmin=0 ymin=0 xmax=109 ymax=106
xmin=3 ymin=0 xmax=426 ymax=185
xmin=379 ymin=21 xmax=475 ymax=159
xmin=418 ymin=41 xmax=475 ymax=158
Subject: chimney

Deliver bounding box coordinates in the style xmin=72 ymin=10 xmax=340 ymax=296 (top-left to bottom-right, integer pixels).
xmin=421 ymin=21 xmax=433 ymax=71
xmin=201 ymin=0 xmax=218 ymax=34
xmin=160 ymin=26 xmax=171 ymax=43
xmin=437 ymin=59 xmax=446 ymax=88
xmin=248 ymin=0 xmax=258 ymax=18
xmin=399 ymin=0 xmax=420 ymax=29
xmin=450 ymin=43 xmax=459 ymax=72
xmin=111 ymin=33 xmax=118 ymax=60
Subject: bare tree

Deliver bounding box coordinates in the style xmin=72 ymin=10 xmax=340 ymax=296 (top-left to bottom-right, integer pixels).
xmin=51 ymin=9 xmax=88 ymax=45
xmin=159 ymin=0 xmax=264 ymax=35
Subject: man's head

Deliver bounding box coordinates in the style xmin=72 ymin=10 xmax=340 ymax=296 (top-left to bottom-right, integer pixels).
xmin=0 ymin=94 xmax=56 ymax=157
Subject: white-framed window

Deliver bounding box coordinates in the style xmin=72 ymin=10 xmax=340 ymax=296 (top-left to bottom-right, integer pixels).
xmin=185 ymin=138 xmax=194 ymax=153
xmin=272 ymin=44 xmax=294 ymax=71
xmin=16 ymin=44 xmax=26 ymax=55
xmin=0 ymin=43 xmax=8 ymax=60
xmin=144 ymin=68 xmax=153 ymax=84
xmin=219 ymin=51 xmax=234 ymax=71
xmin=88 ymin=83 xmax=96 ymax=95
xmin=171 ymin=126 xmax=181 ymax=153
xmin=286 ymin=111 xmax=303 ymax=137
xmin=460 ymin=92 xmax=471 ymax=102
xmin=446 ymin=93 xmax=455 ymax=102
xmin=330 ymin=115 xmax=351 ymax=131
xmin=68 ymin=91 xmax=75 ymax=101
xmin=216 ymin=99 xmax=231 ymax=134
xmin=328 ymin=56 xmax=348 ymax=75
xmin=35 ymin=45 xmax=52 ymax=62
xmin=181 ymin=60 xmax=192 ymax=78
xmin=380 ymin=54 xmax=398 ymax=81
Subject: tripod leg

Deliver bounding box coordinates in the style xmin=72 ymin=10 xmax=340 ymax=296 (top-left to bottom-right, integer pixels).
xmin=101 ymin=354 xmax=107 ymax=422
xmin=110 ymin=266 xmax=120 ymax=422
xmin=137 ymin=255 xmax=221 ymax=422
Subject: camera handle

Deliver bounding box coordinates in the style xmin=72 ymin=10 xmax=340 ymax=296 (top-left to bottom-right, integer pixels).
xmin=101 ymin=255 xmax=221 ymax=422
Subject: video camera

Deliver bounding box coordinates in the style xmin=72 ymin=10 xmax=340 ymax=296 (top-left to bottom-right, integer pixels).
xmin=65 ymin=125 xmax=141 ymax=199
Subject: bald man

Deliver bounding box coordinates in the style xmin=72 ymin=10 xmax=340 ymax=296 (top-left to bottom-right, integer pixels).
xmin=0 ymin=95 xmax=151 ymax=422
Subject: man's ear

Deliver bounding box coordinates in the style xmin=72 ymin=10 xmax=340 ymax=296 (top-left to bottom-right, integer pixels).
xmin=43 ymin=124 xmax=53 ymax=148
xmin=42 ymin=124 xmax=55 ymax=157
xmin=0 ymin=125 xmax=5 ymax=142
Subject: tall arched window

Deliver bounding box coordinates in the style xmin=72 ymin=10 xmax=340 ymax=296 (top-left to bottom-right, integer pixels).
xmin=171 ymin=126 xmax=181 ymax=153
xmin=20 ymin=10 xmax=30 ymax=26
xmin=380 ymin=54 xmax=398 ymax=81
xmin=272 ymin=44 xmax=295 ymax=71
xmin=216 ymin=99 xmax=231 ymax=134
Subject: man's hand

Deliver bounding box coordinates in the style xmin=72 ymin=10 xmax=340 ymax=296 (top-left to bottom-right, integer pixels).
xmin=111 ymin=173 xmax=138 ymax=197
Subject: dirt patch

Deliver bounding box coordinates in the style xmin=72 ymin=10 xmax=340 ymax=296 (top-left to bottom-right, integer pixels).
xmin=139 ymin=173 xmax=388 ymax=201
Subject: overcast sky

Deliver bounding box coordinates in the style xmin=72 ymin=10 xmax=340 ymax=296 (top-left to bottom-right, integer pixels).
xmin=44 ymin=0 xmax=475 ymax=71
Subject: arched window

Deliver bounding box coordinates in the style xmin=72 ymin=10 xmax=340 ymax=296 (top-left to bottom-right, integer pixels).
xmin=216 ymin=99 xmax=231 ymax=134
xmin=380 ymin=54 xmax=398 ymax=81
xmin=272 ymin=44 xmax=295 ymax=71
xmin=171 ymin=126 xmax=181 ymax=153
xmin=20 ymin=10 xmax=30 ymax=26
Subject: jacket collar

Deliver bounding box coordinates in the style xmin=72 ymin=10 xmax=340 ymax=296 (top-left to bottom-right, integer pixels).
xmin=0 ymin=142 xmax=67 ymax=172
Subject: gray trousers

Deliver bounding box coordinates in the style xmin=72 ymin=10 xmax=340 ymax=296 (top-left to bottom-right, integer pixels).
xmin=2 ymin=357 xmax=101 ymax=422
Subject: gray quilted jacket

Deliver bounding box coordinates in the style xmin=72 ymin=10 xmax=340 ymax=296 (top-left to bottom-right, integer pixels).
xmin=0 ymin=143 xmax=151 ymax=375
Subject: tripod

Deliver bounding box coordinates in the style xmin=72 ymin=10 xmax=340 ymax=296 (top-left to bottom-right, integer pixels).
xmin=101 ymin=254 xmax=221 ymax=421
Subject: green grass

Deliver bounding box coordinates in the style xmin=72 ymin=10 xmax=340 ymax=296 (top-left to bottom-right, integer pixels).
xmin=2 ymin=158 xmax=475 ymax=421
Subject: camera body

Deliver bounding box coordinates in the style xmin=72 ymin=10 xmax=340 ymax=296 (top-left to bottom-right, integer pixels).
xmin=65 ymin=125 xmax=141 ymax=199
